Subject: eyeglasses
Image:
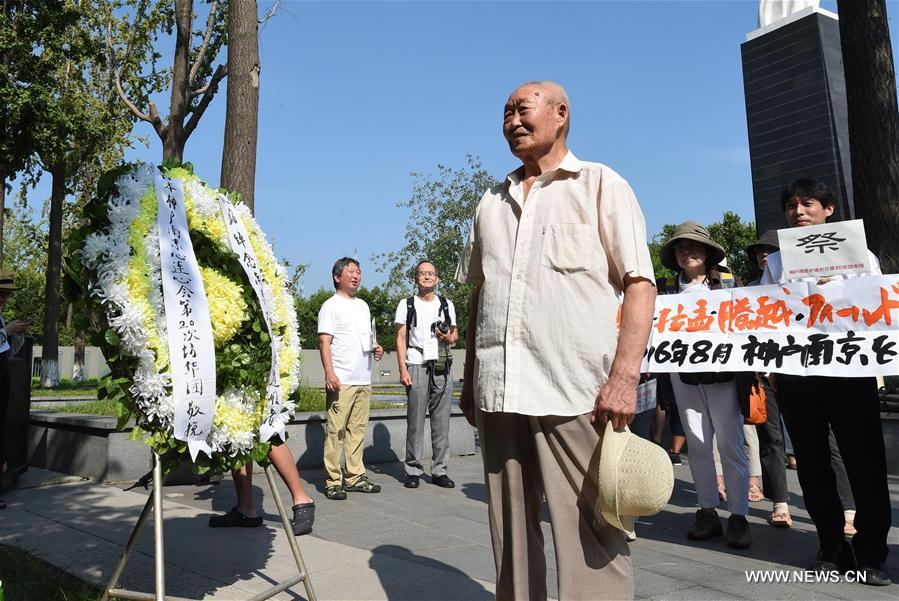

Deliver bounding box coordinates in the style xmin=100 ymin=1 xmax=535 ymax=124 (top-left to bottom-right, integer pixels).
xmin=418 ymin=271 xmax=437 ymax=277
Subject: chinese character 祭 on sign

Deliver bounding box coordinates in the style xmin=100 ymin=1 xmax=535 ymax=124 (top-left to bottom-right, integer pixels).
xmin=795 ymin=231 xmax=846 ymax=254
xmin=761 ymin=179 xmax=892 ymax=586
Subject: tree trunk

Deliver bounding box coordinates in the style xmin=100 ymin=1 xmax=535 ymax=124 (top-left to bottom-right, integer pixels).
xmin=0 ymin=171 xmax=6 ymax=268
xmin=837 ymin=0 xmax=899 ymax=273
xmin=220 ymin=0 xmax=260 ymax=214
xmin=164 ymin=0 xmax=194 ymax=163
xmin=73 ymin=330 xmax=85 ymax=383
xmin=40 ymin=163 xmax=65 ymax=388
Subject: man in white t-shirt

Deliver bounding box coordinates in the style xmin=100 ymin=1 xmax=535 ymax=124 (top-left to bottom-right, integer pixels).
xmin=394 ymin=260 xmax=459 ymax=489
xmin=318 ymin=257 xmax=384 ymax=500
xmin=761 ymin=179 xmax=892 ymax=586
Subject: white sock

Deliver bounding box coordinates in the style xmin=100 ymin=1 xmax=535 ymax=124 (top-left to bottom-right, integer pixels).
xmin=844 ymin=509 xmax=856 ymax=523
xmin=773 ymin=502 xmax=789 ymax=514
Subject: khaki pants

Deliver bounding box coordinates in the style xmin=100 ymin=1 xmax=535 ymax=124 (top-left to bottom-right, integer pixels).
xmin=477 ymin=410 xmax=632 ymax=601
xmin=324 ymin=385 xmax=371 ymax=488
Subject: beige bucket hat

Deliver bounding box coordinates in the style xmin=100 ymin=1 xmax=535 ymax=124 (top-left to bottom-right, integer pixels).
xmin=0 ymin=270 xmax=16 ymax=293
xmin=659 ymin=221 xmax=726 ymax=272
xmin=597 ymin=422 xmax=674 ymax=538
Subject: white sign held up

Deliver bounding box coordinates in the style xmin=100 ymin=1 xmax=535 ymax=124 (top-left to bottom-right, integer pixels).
xmin=779 ymin=219 xmax=871 ymax=279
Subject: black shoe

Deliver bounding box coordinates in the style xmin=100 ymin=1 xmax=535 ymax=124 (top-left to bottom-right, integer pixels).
xmin=687 ymin=508 xmax=722 ymax=540
xmin=668 ymin=451 xmax=683 ymax=466
xmin=856 ymin=563 xmax=892 ymax=586
xmin=431 ymin=474 xmax=455 ymax=488
xmin=809 ymin=541 xmax=855 ymax=573
xmin=404 ymin=475 xmax=420 ymax=489
xmin=726 ymin=515 xmax=751 ymax=549
xmin=291 ymin=502 xmax=314 ymax=536
xmin=324 ymin=485 xmax=347 ymax=500
xmin=209 ymin=507 xmax=263 ymax=528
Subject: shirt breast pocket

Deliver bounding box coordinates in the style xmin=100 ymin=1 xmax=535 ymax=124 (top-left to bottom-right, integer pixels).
xmin=541 ymin=223 xmax=600 ymax=273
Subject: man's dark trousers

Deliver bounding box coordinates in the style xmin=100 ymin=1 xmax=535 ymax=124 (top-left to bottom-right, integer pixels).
xmin=777 ymin=375 xmax=891 ymax=565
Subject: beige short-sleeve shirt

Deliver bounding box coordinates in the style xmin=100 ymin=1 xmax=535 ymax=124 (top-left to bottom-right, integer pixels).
xmin=456 ymin=152 xmax=655 ymax=416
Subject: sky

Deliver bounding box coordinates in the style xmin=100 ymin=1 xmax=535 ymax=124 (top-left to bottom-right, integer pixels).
xmin=21 ymin=0 xmax=898 ymax=292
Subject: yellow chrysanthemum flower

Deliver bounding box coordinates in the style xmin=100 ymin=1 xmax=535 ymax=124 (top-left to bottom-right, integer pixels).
xmin=199 ymin=266 xmax=248 ymax=346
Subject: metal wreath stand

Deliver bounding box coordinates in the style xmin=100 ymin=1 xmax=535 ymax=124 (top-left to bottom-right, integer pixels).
xmin=100 ymin=452 xmax=316 ymax=601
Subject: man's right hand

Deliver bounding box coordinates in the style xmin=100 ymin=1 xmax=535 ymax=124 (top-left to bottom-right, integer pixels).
xmin=459 ymin=382 xmax=476 ymax=427
xmin=400 ymin=369 xmax=412 ymax=387
xmin=325 ymin=373 xmax=341 ymax=392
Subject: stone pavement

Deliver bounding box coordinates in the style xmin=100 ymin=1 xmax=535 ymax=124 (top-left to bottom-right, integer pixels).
xmin=0 ymin=453 xmax=897 ymax=600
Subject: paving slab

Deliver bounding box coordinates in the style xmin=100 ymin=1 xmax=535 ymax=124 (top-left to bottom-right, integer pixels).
xmin=0 ymin=453 xmax=897 ymax=600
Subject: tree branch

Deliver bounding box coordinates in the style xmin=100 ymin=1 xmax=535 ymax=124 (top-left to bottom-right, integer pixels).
xmin=259 ymin=0 xmax=282 ymax=25
xmin=189 ymin=0 xmax=219 ymax=86
xmin=184 ymin=63 xmax=226 ymax=138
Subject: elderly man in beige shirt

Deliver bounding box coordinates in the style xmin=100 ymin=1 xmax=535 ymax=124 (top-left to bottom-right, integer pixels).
xmin=457 ymin=81 xmax=656 ymax=601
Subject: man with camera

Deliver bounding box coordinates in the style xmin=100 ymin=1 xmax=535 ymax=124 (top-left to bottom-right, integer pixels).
xmin=394 ymin=260 xmax=458 ymax=489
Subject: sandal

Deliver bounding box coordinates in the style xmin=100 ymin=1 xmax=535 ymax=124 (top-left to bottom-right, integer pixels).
xmin=768 ymin=511 xmax=792 ymax=528
xmin=208 ymin=507 xmax=263 ymax=528
xmin=844 ymin=518 xmax=857 ymax=537
xmin=748 ymin=477 xmax=764 ymax=502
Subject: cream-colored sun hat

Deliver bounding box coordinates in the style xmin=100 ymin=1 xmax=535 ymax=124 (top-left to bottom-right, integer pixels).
xmin=597 ymin=421 xmax=674 ymax=538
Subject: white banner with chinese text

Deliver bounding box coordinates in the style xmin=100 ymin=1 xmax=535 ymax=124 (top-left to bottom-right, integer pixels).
xmin=218 ymin=197 xmax=285 ymax=443
xmin=645 ymin=275 xmax=899 ymax=376
xmin=155 ymin=171 xmax=217 ymax=460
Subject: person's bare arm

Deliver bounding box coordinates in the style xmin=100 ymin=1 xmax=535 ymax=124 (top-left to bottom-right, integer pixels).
xmin=592 ymin=276 xmax=656 ymax=430
xmin=458 ymin=285 xmax=480 ymax=426
xmin=396 ymin=324 xmax=411 ymax=386
xmin=319 ymin=333 xmax=341 ymax=392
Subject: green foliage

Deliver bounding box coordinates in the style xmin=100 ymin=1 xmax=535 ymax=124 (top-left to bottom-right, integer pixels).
xmin=373 ymin=155 xmax=500 ymax=347
xmin=647 ymin=212 xmax=757 ymax=284
xmin=707 ymin=211 xmax=759 ymax=283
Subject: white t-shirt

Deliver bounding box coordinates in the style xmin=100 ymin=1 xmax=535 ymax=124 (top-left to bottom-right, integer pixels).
xmin=318 ymin=294 xmax=374 ymax=385
xmin=761 ymin=249 xmax=882 ymax=284
xmin=394 ymin=295 xmax=457 ymax=365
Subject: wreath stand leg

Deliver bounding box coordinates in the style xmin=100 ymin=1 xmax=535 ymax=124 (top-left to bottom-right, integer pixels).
xmin=247 ymin=464 xmax=317 ymax=601
xmin=99 ymin=455 xmax=316 ymax=601
xmin=101 ymin=452 xmax=172 ymax=601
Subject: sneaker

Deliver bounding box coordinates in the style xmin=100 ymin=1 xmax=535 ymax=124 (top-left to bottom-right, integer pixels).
xmin=809 ymin=541 xmax=855 ymax=573
xmin=404 ymin=475 xmax=420 ymax=489
xmin=431 ymin=474 xmax=455 ymax=488
xmin=668 ymin=451 xmax=683 ymax=466
xmin=726 ymin=515 xmax=751 ymax=549
xmin=856 ymin=563 xmax=892 ymax=586
xmin=325 ymin=485 xmax=347 ymax=500
xmin=291 ymin=502 xmax=315 ymax=536
xmin=343 ymin=475 xmax=381 ymax=493
xmin=687 ymin=508 xmax=722 ymax=540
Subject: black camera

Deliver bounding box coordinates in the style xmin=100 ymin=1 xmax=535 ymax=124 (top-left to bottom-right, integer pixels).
xmin=431 ymin=320 xmax=450 ymax=336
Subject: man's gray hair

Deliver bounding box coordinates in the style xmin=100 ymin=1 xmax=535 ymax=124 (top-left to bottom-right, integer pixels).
xmin=523 ymin=80 xmax=571 ymax=137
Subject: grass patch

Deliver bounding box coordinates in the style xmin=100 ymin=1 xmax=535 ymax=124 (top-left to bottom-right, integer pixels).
xmin=30 ymin=388 xmax=98 ymax=398
xmin=0 ymin=544 xmax=105 ymax=600
xmin=39 ymin=398 xmax=119 ymax=416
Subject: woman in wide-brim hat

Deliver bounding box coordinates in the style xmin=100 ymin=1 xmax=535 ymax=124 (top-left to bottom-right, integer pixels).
xmin=656 ymin=221 xmax=752 ymax=549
